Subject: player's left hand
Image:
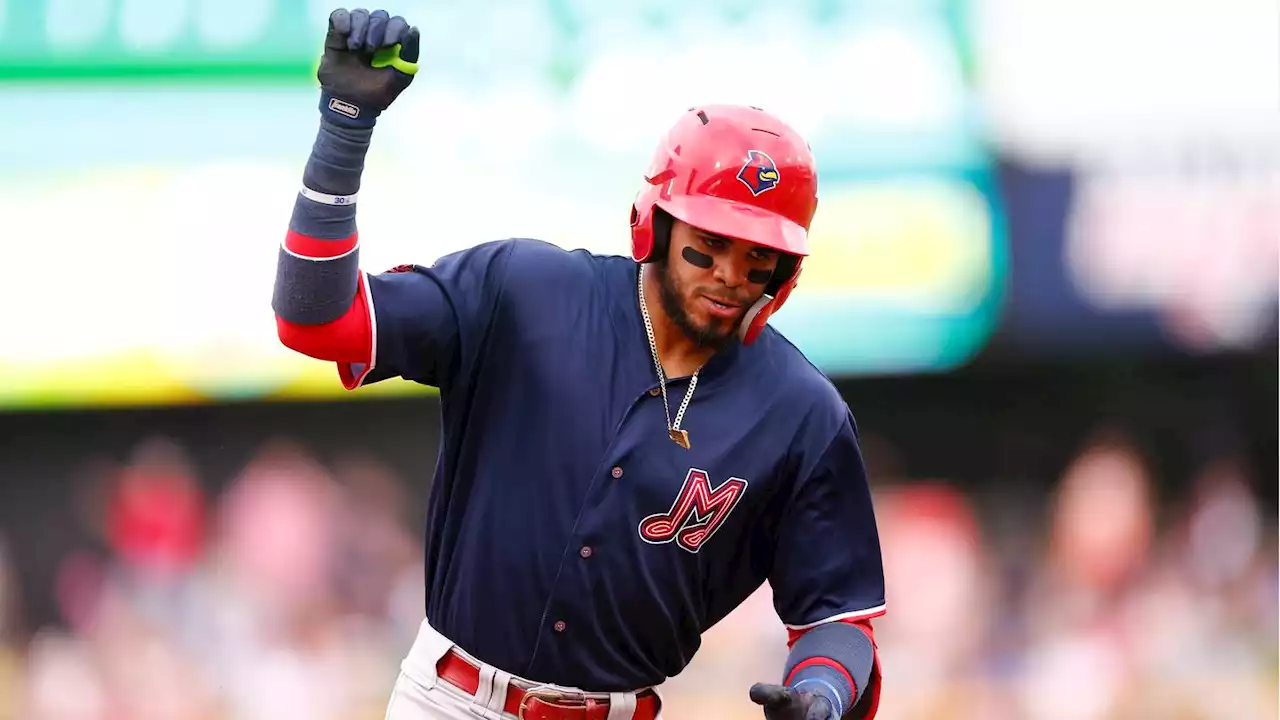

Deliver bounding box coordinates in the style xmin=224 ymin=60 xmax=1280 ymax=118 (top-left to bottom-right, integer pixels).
xmin=317 ymin=7 xmax=419 ymax=125
xmin=749 ymin=682 xmax=839 ymax=720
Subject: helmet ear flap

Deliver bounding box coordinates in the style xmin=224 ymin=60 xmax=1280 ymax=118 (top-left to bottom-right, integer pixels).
xmin=738 ymin=259 xmax=802 ymax=345
xmin=630 ymin=202 xmax=653 ymax=262
xmin=630 ymin=204 xmax=674 ymax=264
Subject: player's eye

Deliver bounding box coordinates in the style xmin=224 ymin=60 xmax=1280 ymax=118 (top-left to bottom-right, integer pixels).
xmin=701 ymin=236 xmax=726 ymax=251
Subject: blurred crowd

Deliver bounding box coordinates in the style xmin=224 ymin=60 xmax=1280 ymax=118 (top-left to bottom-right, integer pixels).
xmin=0 ymin=427 xmax=1274 ymax=720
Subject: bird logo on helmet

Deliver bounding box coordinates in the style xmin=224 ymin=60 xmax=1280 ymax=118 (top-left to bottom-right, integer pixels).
xmin=736 ymin=150 xmax=780 ymax=197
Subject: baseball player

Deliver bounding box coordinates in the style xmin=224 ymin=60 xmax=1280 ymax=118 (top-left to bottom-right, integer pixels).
xmin=272 ymin=8 xmax=887 ymax=720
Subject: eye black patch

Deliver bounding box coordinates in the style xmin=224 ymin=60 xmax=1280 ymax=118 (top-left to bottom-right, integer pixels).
xmin=746 ymin=268 xmax=773 ymax=285
xmin=681 ymin=246 xmax=714 ymax=269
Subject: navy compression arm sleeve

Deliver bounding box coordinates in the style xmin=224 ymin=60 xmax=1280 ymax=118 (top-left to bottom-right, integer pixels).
xmin=271 ymin=118 xmax=371 ymax=326
xmin=784 ymin=621 xmax=876 ymax=717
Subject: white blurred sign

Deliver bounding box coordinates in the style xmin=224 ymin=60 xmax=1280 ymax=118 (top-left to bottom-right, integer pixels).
xmin=970 ymin=0 xmax=1280 ymax=164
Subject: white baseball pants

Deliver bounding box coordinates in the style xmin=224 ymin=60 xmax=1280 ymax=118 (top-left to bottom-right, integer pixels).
xmin=383 ymin=619 xmax=664 ymax=720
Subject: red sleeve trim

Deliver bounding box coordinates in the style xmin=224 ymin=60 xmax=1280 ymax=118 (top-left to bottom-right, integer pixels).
xmin=785 ymin=616 xmax=881 ymax=648
xmin=337 ymin=272 xmax=377 ymax=389
xmin=284 ymin=229 xmax=359 ymax=260
xmin=275 ymin=272 xmax=372 ymax=367
xmin=785 ymin=606 xmax=886 ymax=644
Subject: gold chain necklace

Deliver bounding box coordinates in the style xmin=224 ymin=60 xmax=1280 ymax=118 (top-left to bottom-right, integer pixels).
xmin=638 ymin=268 xmax=700 ymax=449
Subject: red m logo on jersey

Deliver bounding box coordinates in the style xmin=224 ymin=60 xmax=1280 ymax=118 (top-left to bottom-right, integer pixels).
xmin=639 ymin=468 xmax=748 ymax=553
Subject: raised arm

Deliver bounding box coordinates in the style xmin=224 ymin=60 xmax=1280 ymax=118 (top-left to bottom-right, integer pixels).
xmin=271 ymin=7 xmax=418 ymax=371
xmin=272 ymin=8 xmax=515 ymax=391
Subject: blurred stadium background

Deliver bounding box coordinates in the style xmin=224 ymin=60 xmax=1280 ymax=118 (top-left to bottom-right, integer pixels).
xmin=0 ymin=0 xmax=1277 ymax=718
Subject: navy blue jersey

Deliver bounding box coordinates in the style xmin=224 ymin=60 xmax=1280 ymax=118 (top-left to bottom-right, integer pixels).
xmin=342 ymin=238 xmax=886 ymax=691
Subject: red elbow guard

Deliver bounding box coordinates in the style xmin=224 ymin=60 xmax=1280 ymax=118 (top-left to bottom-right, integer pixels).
xmin=276 ymin=273 xmax=373 ymax=364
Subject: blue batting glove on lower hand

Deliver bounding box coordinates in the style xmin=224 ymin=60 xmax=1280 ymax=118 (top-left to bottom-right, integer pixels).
xmin=317 ymin=7 xmax=420 ymax=127
xmin=749 ymin=683 xmax=839 ymax=720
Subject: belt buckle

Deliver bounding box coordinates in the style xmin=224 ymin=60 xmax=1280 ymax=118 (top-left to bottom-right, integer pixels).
xmin=517 ymin=687 xmax=579 ymax=719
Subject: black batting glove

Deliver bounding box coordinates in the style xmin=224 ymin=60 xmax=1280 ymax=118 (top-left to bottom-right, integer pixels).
xmin=749 ymin=682 xmax=839 ymax=720
xmin=317 ymin=7 xmax=420 ymax=127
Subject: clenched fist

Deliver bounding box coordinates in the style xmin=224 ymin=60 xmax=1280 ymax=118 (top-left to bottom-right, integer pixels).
xmin=317 ymin=7 xmax=420 ymax=126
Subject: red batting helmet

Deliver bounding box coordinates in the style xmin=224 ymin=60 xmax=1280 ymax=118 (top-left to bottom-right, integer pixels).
xmin=630 ymin=104 xmax=818 ymax=345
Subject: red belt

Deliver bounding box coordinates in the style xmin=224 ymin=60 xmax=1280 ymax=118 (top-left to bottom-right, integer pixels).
xmin=435 ymin=649 xmax=660 ymax=720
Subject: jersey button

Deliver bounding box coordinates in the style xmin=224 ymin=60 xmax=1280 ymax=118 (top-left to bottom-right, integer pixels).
xmin=579 ymin=546 xmax=592 ymax=558
xmin=554 ymin=620 xmax=567 ymax=632
xmin=648 ymin=387 xmax=661 ymax=396
xmin=611 ymin=466 xmax=623 ymax=479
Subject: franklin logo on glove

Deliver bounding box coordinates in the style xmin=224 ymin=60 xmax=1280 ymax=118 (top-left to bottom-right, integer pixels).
xmin=327 ymin=97 xmax=361 ymax=119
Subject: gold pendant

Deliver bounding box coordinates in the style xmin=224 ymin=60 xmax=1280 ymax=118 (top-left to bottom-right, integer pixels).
xmin=669 ymin=428 xmax=691 ymax=449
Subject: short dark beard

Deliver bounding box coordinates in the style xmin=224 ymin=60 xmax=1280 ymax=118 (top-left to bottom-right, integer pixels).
xmin=655 ymin=256 xmax=734 ymax=350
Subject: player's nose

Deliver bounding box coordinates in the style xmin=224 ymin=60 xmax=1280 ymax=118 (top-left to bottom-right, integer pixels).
xmin=710 ymin=253 xmax=750 ymax=289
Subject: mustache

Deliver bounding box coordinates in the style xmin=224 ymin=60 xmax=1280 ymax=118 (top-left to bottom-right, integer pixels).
xmin=696 ymin=289 xmax=751 ymax=307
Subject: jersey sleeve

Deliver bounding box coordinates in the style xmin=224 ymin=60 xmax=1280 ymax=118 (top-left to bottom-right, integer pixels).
xmin=770 ymin=412 xmax=887 ymax=630
xmin=340 ymin=239 xmax=518 ymax=390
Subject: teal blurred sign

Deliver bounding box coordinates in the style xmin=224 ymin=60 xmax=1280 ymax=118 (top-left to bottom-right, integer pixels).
xmin=0 ymin=0 xmax=325 ymax=81
xmin=0 ymin=0 xmax=1007 ymax=409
